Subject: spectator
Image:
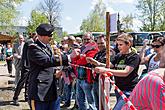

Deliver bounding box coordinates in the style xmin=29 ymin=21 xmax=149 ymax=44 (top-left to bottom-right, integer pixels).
xmin=95 ymin=33 xmax=141 ymax=110
xmin=71 ymin=32 xmax=98 ymax=110
xmin=5 ymin=43 xmax=13 ymax=77
xmin=76 ymin=37 xmax=82 ymax=46
xmin=139 ymin=37 xmax=165 ymax=79
xmin=13 ymin=34 xmax=25 ymax=86
xmin=0 ymin=44 xmax=3 ymax=61
xmin=122 ymin=44 xmax=165 ymax=110
xmin=86 ymin=34 xmax=106 ymax=109
xmin=11 ymin=33 xmax=37 ymax=106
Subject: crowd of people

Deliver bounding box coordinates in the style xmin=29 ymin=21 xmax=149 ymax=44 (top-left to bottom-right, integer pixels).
xmin=2 ymin=23 xmax=164 ymax=110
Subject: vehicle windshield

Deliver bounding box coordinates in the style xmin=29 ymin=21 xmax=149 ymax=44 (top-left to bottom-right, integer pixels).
xmin=133 ymin=33 xmax=148 ymax=46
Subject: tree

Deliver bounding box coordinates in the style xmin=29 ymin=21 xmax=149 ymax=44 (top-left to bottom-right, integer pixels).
xmin=80 ymin=0 xmax=106 ymax=32
xmin=0 ymin=0 xmax=24 ymax=29
xmin=136 ymin=0 xmax=164 ymax=31
xmin=121 ymin=14 xmax=134 ymax=32
xmin=62 ymin=31 xmax=68 ymax=37
xmin=27 ymin=10 xmax=49 ymax=33
xmin=27 ymin=10 xmax=61 ymax=42
xmin=39 ymin=0 xmax=62 ymax=26
xmin=157 ymin=2 xmax=165 ymax=30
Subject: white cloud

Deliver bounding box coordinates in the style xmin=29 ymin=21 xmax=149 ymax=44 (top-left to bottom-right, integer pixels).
xmin=65 ymin=16 xmax=72 ymax=21
xmin=75 ymin=25 xmax=80 ymax=33
xmin=132 ymin=18 xmax=142 ymax=31
xmin=15 ymin=16 xmax=29 ymax=26
xmin=91 ymin=0 xmax=135 ymax=10
xmin=110 ymin=0 xmax=134 ymax=3
xmin=27 ymin=0 xmax=34 ymax=2
xmin=106 ymin=6 xmax=116 ymax=14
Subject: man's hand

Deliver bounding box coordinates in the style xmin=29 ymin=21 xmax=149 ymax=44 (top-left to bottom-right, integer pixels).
xmin=95 ymin=67 xmax=113 ymax=77
xmin=55 ymin=70 xmax=62 ymax=78
xmin=86 ymin=57 xmax=99 ymax=66
xmin=95 ymin=67 xmax=108 ymax=73
xmin=70 ymin=49 xmax=80 ymax=59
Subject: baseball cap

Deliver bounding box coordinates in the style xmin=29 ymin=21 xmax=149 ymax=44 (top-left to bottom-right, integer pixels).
xmin=36 ymin=23 xmax=55 ymax=37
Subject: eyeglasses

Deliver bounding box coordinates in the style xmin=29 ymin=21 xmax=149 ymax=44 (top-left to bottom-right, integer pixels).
xmin=151 ymin=44 xmax=162 ymax=48
xmin=97 ymin=42 xmax=104 ymax=45
xmin=83 ymin=39 xmax=90 ymax=41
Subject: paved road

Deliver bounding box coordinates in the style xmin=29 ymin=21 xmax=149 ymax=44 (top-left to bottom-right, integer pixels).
xmin=0 ymin=62 xmax=145 ymax=110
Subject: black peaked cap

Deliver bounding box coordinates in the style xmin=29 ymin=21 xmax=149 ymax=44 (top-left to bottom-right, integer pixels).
xmin=36 ymin=23 xmax=55 ymax=36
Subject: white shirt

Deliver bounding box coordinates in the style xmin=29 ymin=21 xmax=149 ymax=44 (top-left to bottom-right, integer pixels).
xmin=148 ymin=54 xmax=160 ymax=72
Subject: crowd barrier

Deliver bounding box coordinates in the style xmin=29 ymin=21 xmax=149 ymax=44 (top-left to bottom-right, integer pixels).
xmin=69 ymin=62 xmax=137 ymax=110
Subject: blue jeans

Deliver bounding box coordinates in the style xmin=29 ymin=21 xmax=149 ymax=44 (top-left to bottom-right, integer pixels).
xmin=113 ymin=90 xmax=131 ymax=110
xmin=93 ymin=82 xmax=99 ymax=110
xmin=76 ymin=79 xmax=97 ymax=110
xmin=29 ymin=97 xmax=60 ymax=110
xmin=63 ymin=83 xmax=72 ymax=105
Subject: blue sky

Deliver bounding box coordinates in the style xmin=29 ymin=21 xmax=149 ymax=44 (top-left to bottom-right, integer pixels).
xmin=16 ymin=0 xmax=140 ymax=34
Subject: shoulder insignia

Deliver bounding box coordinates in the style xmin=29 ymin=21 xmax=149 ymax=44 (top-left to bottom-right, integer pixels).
xmin=29 ymin=43 xmax=37 ymax=48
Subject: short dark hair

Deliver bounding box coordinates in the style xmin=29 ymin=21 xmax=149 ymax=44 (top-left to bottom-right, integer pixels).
xmin=152 ymin=37 xmax=165 ymax=46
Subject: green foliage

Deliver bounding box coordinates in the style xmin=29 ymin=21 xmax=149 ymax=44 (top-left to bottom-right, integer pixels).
xmin=121 ymin=14 xmax=134 ymax=32
xmin=136 ymin=0 xmax=165 ymax=31
xmin=52 ymin=32 xmax=61 ymax=43
xmin=0 ymin=0 xmax=24 ymax=29
xmin=27 ymin=10 xmax=49 ymax=33
xmin=62 ymin=31 xmax=68 ymax=37
xmin=80 ymin=0 xmax=106 ymax=32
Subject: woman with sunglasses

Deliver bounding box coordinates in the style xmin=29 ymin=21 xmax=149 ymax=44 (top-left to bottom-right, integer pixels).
xmin=140 ymin=37 xmax=165 ymax=79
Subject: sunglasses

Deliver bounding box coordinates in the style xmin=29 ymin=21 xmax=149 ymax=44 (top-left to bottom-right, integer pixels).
xmin=48 ymin=34 xmax=53 ymax=37
xmin=83 ymin=39 xmax=90 ymax=41
xmin=151 ymin=44 xmax=162 ymax=48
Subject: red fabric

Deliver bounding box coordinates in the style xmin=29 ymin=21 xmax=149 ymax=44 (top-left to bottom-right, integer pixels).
xmin=72 ymin=42 xmax=99 ymax=83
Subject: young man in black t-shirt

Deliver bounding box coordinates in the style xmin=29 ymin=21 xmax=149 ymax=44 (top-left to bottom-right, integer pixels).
xmin=95 ymin=33 xmax=140 ymax=110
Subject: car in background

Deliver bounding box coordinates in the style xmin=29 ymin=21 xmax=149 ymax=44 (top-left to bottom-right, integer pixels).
xmin=128 ymin=32 xmax=163 ymax=46
xmin=128 ymin=32 xmax=163 ymax=52
xmin=160 ymin=31 xmax=165 ymax=36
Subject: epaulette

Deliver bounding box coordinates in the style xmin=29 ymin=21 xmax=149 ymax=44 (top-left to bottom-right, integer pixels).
xmin=29 ymin=43 xmax=37 ymax=48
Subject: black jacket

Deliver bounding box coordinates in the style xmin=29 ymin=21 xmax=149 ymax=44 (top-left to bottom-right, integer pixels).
xmin=27 ymin=39 xmax=68 ymax=101
xmin=21 ymin=38 xmax=34 ymax=75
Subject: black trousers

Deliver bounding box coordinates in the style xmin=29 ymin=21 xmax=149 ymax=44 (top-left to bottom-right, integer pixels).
xmin=13 ymin=68 xmax=29 ymax=100
xmin=6 ymin=60 xmax=12 ymax=74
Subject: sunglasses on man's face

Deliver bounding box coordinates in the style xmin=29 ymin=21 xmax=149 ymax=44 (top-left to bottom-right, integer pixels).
xmin=83 ymin=39 xmax=90 ymax=41
xmin=151 ymin=44 xmax=162 ymax=48
xmin=48 ymin=34 xmax=53 ymax=37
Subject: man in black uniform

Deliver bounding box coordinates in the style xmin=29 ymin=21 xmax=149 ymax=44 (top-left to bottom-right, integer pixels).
xmin=27 ymin=23 xmax=69 ymax=110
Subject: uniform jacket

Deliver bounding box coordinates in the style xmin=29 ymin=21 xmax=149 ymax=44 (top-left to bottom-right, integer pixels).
xmin=27 ymin=39 xmax=68 ymax=101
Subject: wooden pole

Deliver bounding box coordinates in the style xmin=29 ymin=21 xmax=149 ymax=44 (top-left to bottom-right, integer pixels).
xmin=106 ymin=12 xmax=110 ymax=68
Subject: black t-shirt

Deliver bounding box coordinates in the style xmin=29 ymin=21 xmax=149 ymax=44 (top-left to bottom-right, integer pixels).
xmin=111 ymin=52 xmax=140 ymax=91
xmin=93 ymin=49 xmax=106 ymax=81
